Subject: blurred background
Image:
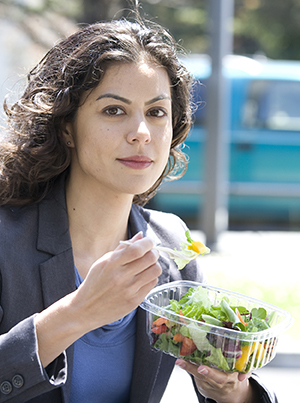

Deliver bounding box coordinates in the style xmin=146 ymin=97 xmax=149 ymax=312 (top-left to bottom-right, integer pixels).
xmin=1 ymin=0 xmax=299 ymax=400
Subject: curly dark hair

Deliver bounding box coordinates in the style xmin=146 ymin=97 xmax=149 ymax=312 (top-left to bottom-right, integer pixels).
xmin=0 ymin=17 xmax=193 ymax=206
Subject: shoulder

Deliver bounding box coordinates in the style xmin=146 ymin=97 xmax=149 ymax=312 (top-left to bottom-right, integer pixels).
xmin=0 ymin=204 xmax=39 ymax=254
xmin=0 ymin=204 xmax=38 ymax=230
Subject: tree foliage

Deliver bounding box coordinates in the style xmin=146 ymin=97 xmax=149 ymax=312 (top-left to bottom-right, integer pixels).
xmin=234 ymin=0 xmax=300 ymax=60
xmin=1 ymin=0 xmax=300 ymax=59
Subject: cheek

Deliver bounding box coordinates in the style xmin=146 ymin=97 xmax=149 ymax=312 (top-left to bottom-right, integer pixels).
xmin=159 ymin=132 xmax=173 ymax=167
xmin=164 ymin=127 xmax=173 ymax=152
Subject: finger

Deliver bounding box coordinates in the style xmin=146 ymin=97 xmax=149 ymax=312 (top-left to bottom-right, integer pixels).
xmin=117 ymin=231 xmax=143 ymax=250
xmin=117 ymin=237 xmax=157 ymax=267
xmin=130 ymin=231 xmax=144 ymax=242
xmin=176 ymin=360 xmax=237 ymax=385
xmin=133 ymin=259 xmax=162 ymax=286
xmin=125 ymin=231 xmax=144 ymax=244
xmin=175 ymin=360 xmax=210 ymax=379
xmin=197 ymin=365 xmax=252 ymax=383
xmin=88 ymin=236 xmax=159 ymax=288
xmin=238 ymin=372 xmax=252 ymax=382
xmin=120 ymin=251 xmax=161 ymax=292
xmin=175 ymin=359 xmax=199 ymax=376
xmin=129 ymin=265 xmax=161 ymax=304
xmin=93 ymin=241 xmax=160 ymax=292
xmin=197 ymin=365 xmax=239 ymax=384
xmin=126 ymin=245 xmax=159 ymax=270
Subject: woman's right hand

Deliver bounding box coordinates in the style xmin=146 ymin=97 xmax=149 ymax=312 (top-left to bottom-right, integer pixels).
xmin=74 ymin=231 xmax=162 ymax=331
xmin=35 ymin=232 xmax=161 ymax=367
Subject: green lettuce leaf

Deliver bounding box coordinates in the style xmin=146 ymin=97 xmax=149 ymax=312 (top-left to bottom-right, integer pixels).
xmin=188 ymin=286 xmax=212 ymax=310
xmin=205 ymin=347 xmax=231 ymax=371
xmin=188 ymin=324 xmax=212 ymax=351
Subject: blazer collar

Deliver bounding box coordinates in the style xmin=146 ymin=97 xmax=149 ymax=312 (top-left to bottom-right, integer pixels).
xmin=129 ymin=204 xmax=160 ymax=243
xmin=35 ymin=174 xmax=75 ymax=403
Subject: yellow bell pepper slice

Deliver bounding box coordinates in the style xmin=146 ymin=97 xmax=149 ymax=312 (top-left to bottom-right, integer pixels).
xmin=185 ymin=231 xmax=210 ymax=255
xmin=234 ymin=342 xmax=265 ymax=372
xmin=188 ymin=240 xmax=209 ymax=254
xmin=234 ymin=344 xmax=256 ymax=372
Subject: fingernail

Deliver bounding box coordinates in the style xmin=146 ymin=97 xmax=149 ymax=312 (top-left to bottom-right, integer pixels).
xmin=175 ymin=359 xmax=186 ymax=369
xmin=132 ymin=231 xmax=143 ymax=240
xmin=239 ymin=373 xmax=249 ymax=382
xmin=198 ymin=367 xmax=208 ymax=375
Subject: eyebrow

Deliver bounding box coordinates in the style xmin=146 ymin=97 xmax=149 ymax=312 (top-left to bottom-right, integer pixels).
xmin=145 ymin=95 xmax=171 ymax=105
xmin=96 ymin=93 xmax=171 ymax=105
xmin=96 ymin=93 xmax=131 ymax=104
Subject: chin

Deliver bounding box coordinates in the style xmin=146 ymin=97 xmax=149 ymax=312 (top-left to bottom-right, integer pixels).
xmin=127 ymin=179 xmax=158 ymax=195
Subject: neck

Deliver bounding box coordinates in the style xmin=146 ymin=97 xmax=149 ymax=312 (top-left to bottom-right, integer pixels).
xmin=65 ymin=177 xmax=134 ymax=278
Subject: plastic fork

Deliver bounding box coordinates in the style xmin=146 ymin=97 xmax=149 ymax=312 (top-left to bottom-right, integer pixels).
xmin=119 ymin=240 xmax=196 ymax=261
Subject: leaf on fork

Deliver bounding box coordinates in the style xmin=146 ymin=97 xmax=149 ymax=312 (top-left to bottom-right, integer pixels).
xmin=172 ymin=230 xmax=210 ymax=270
xmin=119 ymin=230 xmax=210 ymax=271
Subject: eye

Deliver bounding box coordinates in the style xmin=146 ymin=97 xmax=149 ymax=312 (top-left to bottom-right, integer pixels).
xmin=147 ymin=108 xmax=168 ymax=118
xmin=103 ymin=106 xmax=125 ymax=116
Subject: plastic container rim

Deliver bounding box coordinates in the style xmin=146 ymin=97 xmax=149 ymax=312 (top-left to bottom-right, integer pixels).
xmin=140 ymin=280 xmax=294 ymax=340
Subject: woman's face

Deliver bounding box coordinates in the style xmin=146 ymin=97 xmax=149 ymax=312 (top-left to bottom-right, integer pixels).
xmin=65 ymin=61 xmax=173 ymax=200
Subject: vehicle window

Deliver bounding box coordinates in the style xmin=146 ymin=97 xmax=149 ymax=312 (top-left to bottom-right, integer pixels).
xmin=243 ymin=80 xmax=300 ymax=131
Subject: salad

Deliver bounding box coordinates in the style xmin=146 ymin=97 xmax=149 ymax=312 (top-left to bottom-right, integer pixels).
xmin=170 ymin=230 xmax=210 ymax=270
xmin=150 ymin=285 xmax=277 ymax=373
xmin=120 ymin=230 xmax=210 ymax=270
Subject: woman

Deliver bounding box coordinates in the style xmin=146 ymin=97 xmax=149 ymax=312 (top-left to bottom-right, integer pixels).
xmin=0 ymin=17 xmax=277 ymax=403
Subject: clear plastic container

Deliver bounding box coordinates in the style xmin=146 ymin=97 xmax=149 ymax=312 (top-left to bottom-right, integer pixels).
xmin=140 ymin=281 xmax=294 ymax=373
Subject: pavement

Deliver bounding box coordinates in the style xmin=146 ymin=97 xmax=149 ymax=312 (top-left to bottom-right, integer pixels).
xmin=160 ymin=230 xmax=300 ymax=402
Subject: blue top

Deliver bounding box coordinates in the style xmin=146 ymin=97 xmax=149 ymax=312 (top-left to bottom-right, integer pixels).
xmin=69 ymin=268 xmax=137 ymax=403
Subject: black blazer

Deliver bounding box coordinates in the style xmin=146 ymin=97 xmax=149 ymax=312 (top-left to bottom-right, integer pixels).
xmin=0 ymin=174 xmax=205 ymax=403
xmin=0 ymin=175 xmax=277 ymax=403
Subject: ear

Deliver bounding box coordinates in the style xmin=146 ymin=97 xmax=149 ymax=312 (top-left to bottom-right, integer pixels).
xmin=62 ymin=123 xmax=75 ymax=148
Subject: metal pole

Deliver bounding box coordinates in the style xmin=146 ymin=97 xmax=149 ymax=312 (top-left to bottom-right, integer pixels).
xmin=201 ymin=0 xmax=234 ymax=247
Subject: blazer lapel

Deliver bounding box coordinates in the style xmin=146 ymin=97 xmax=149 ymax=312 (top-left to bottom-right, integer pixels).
xmin=37 ymin=176 xmax=76 ymax=403
xmin=130 ymin=307 xmax=175 ymax=403
xmin=39 ymin=252 xmax=75 ymax=308
xmin=129 ymin=307 xmax=163 ymax=403
xmin=37 ymin=176 xmax=76 ymax=306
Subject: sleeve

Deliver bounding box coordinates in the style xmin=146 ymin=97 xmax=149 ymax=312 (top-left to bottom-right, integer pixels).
xmin=0 ymin=315 xmax=67 ymax=402
xmin=249 ymin=373 xmax=279 ymax=403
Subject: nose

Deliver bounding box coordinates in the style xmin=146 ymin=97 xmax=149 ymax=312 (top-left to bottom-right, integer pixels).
xmin=126 ymin=117 xmax=151 ymax=144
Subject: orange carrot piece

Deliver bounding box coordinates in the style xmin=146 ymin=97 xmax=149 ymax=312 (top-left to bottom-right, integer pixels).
xmin=173 ymin=333 xmax=185 ymax=342
xmin=235 ymin=308 xmax=248 ymax=326
xmin=152 ymin=316 xmax=168 ymax=327
xmin=151 ymin=324 xmax=167 ymax=334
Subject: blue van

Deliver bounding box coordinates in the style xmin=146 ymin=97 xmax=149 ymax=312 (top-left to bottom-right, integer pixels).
xmin=150 ymin=55 xmax=300 ymax=229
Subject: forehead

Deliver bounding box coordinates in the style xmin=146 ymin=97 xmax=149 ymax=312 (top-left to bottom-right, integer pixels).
xmin=96 ymin=61 xmax=171 ymax=94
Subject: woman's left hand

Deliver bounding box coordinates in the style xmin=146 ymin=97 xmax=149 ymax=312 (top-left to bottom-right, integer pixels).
xmin=175 ymin=359 xmax=258 ymax=403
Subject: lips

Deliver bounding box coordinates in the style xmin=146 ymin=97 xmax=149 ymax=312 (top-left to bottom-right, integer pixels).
xmin=117 ymin=155 xmax=153 ymax=170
